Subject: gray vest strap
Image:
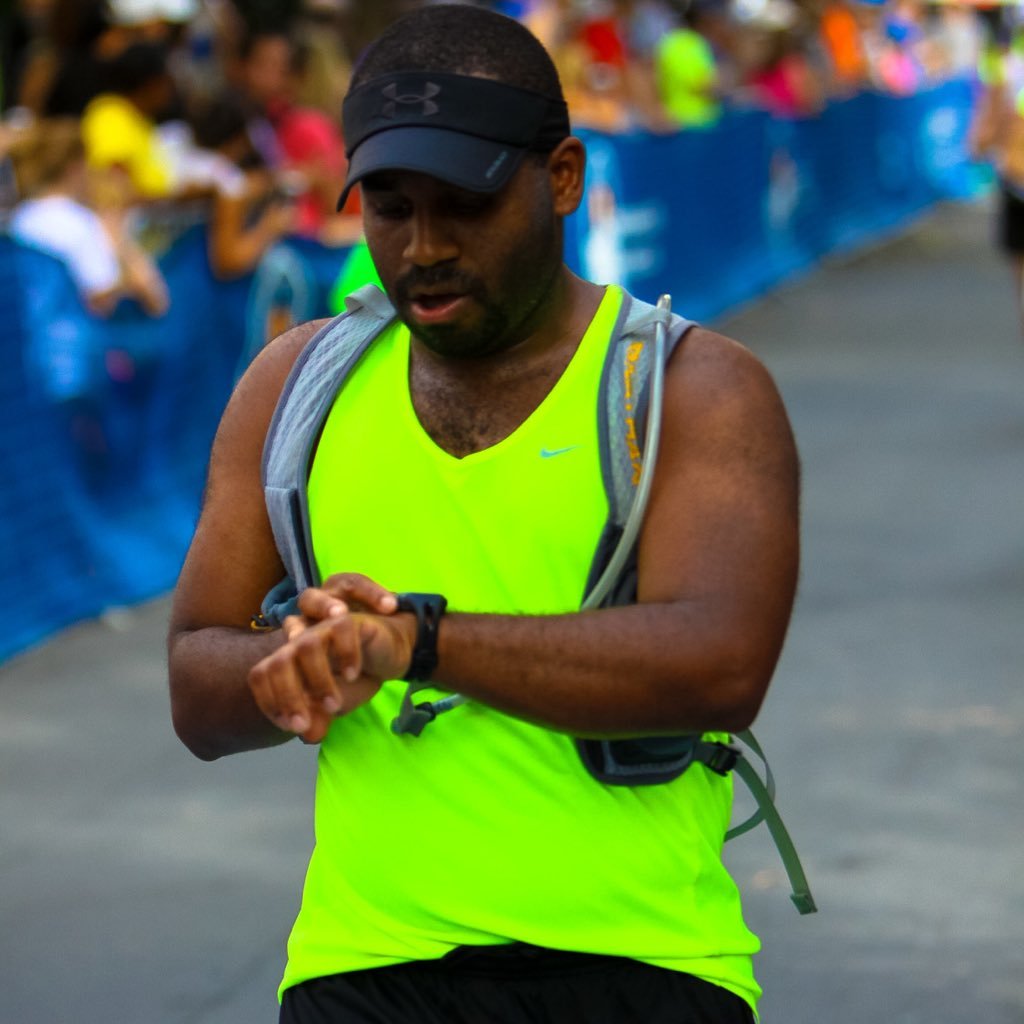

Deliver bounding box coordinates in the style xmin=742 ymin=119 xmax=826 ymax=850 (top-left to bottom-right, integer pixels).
xmin=261 ymin=284 xmax=396 ymax=611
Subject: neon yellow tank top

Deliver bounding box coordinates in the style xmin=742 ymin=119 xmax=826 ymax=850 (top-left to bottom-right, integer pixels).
xmin=286 ymin=286 xmax=761 ymax=1011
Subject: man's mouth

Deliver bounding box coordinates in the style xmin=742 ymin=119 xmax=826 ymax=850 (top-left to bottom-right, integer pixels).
xmin=408 ymin=292 xmax=468 ymax=323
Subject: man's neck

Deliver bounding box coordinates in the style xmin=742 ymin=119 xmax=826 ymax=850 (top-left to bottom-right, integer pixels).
xmin=407 ymin=271 xmax=606 ymax=458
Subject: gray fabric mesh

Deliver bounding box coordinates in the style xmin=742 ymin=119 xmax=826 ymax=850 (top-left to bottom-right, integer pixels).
xmin=602 ymin=297 xmax=694 ymax=527
xmin=262 ymin=285 xmax=397 ymax=590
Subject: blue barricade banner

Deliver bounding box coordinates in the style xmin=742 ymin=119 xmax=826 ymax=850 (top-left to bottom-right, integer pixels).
xmin=0 ymin=79 xmax=989 ymax=662
xmin=565 ymin=80 xmax=986 ymax=320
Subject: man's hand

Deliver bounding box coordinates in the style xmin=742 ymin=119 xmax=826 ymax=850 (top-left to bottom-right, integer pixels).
xmin=291 ymin=572 xmax=399 ymax=623
xmin=248 ymin=574 xmax=412 ymax=744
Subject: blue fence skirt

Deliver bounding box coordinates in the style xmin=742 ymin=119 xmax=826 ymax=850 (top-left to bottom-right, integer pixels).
xmin=0 ymin=80 xmax=988 ymax=662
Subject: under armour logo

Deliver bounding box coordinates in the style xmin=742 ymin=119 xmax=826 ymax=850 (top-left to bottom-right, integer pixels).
xmin=381 ymin=82 xmax=441 ymax=118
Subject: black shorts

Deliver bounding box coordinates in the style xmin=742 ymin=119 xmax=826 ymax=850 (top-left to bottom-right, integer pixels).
xmin=279 ymin=944 xmax=755 ymax=1024
xmin=998 ymin=185 xmax=1024 ymax=254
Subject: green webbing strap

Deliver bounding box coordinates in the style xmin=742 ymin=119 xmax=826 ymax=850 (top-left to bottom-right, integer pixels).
xmin=724 ymin=729 xmax=773 ymax=841
xmin=726 ymin=731 xmax=817 ymax=915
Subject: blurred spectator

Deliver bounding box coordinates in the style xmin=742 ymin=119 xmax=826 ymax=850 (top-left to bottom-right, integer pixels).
xmin=107 ymin=0 xmax=200 ymax=42
xmin=579 ymin=0 xmax=632 ymax=71
xmin=970 ymin=30 xmax=1024 ymax=332
xmin=819 ymin=0 xmax=868 ymax=96
xmin=292 ymin=0 xmax=353 ymax=120
xmin=744 ymin=22 xmax=826 ymax=118
xmin=2 ymin=1 xmax=40 ymax=113
xmin=333 ymin=0 xmax=414 ymax=67
xmin=621 ymin=0 xmax=687 ymax=131
xmin=186 ymin=90 xmax=297 ymax=278
xmin=875 ymin=20 xmax=923 ymax=96
xmin=626 ymin=0 xmax=678 ymax=57
xmin=521 ymin=0 xmax=564 ymax=51
xmin=232 ymin=27 xmax=360 ymax=243
xmin=12 ymin=0 xmax=125 ymax=117
xmin=0 ymin=122 xmax=20 ymax=217
xmin=863 ymin=1 xmax=925 ymax=96
xmin=655 ymin=0 xmax=729 ymax=129
xmin=923 ymin=4 xmax=983 ymax=83
xmin=81 ymin=41 xmax=179 ymax=203
xmin=7 ymin=117 xmax=168 ymax=316
xmin=542 ymin=0 xmax=632 ymax=131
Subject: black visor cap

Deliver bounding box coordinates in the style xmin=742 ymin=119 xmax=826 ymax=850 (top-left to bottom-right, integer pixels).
xmin=338 ymin=71 xmax=569 ymax=208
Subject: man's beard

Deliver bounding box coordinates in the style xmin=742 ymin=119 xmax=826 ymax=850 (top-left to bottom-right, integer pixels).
xmin=393 ymin=236 xmax=561 ymax=360
xmin=393 ymin=265 xmax=492 ymax=358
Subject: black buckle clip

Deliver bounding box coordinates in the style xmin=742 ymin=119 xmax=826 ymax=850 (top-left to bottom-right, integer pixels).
xmin=391 ymin=700 xmax=437 ymax=737
xmin=702 ymin=741 xmax=741 ymax=776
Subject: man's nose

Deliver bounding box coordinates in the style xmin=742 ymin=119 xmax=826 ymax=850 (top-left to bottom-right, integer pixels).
xmin=403 ymin=210 xmax=459 ymax=266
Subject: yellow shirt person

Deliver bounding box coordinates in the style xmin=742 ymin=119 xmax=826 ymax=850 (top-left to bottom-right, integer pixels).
xmin=80 ymin=42 xmax=178 ymax=204
xmin=82 ymin=93 xmax=173 ymax=200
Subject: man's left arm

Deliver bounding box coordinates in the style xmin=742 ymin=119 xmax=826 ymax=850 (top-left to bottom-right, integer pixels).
xmin=432 ymin=326 xmax=799 ymax=735
xmin=250 ymin=327 xmax=799 ymax=739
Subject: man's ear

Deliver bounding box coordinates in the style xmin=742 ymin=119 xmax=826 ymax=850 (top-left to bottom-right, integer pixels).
xmin=547 ymin=137 xmax=587 ymax=217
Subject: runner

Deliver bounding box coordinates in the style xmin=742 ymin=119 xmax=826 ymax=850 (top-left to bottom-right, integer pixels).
xmin=167 ymin=6 xmax=801 ymax=1021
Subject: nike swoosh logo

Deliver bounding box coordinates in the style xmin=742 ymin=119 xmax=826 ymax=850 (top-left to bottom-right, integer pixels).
xmin=540 ymin=445 xmax=581 ymax=459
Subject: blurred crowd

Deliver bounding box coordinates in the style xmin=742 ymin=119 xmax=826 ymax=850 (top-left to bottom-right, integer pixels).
xmin=0 ymin=0 xmax=995 ymax=638
xmin=0 ymin=0 xmax=372 ymax=319
xmin=0 ymin=0 xmax=994 ymax=320
xmin=532 ymin=0 xmax=984 ymax=132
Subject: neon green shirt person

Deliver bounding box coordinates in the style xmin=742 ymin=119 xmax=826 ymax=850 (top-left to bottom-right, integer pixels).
xmin=290 ymin=286 xmax=762 ymax=1008
xmin=656 ymin=28 xmax=721 ymax=129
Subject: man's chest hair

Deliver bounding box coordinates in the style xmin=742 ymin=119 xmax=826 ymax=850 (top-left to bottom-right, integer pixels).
xmin=410 ymin=359 xmax=565 ymax=459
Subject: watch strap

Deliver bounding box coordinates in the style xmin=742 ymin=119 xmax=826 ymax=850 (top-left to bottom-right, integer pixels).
xmin=394 ymin=592 xmax=447 ymax=682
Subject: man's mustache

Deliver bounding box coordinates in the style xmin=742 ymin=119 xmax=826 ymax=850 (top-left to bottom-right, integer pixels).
xmin=395 ymin=266 xmax=485 ymax=300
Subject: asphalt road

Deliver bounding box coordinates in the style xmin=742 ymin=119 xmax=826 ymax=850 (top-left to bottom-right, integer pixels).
xmin=3 ymin=199 xmax=1023 ymax=1023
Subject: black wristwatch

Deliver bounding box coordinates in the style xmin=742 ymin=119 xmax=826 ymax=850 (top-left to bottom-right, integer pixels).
xmin=394 ymin=592 xmax=447 ymax=682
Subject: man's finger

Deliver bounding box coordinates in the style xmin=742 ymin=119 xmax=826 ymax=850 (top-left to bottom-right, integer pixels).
xmin=326 ymin=615 xmax=365 ymax=687
xmin=283 ymin=614 xmax=311 ymax=641
xmin=292 ymin=624 xmax=344 ymax=714
xmin=321 ymin=573 xmax=398 ymax=614
xmin=249 ymin=648 xmax=311 ymax=734
xmin=299 ymin=706 xmax=334 ymax=744
xmin=297 ymin=588 xmax=348 ymax=621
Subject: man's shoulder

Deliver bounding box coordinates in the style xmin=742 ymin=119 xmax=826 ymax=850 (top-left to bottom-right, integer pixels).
xmin=261 ymin=315 xmax=335 ymax=370
xmin=671 ymin=324 xmax=751 ymax=364
xmin=666 ymin=324 xmax=786 ymax=416
xmin=233 ymin=317 xmax=335 ymax=414
xmin=200 ymin=318 xmax=338 ymax=514
xmin=658 ymin=323 xmax=797 ymax=496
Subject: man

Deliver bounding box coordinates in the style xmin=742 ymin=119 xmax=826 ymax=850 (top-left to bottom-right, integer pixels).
xmin=167 ymin=6 xmax=800 ymax=1022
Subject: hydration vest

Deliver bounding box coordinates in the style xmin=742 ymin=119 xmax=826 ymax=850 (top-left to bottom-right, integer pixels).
xmin=258 ymin=283 xmax=816 ymax=915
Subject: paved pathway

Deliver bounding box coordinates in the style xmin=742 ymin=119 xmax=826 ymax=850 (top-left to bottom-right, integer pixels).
xmin=2 ymin=200 xmax=1023 ymax=1023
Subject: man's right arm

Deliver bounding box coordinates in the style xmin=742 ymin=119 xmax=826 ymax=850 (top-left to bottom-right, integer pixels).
xmin=167 ymin=319 xmax=328 ymax=761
